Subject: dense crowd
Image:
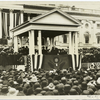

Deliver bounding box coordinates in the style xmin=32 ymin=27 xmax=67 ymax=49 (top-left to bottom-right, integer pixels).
xmin=78 ymin=47 xmax=100 ymax=63
xmin=0 ymin=66 xmax=100 ymax=96
xmin=42 ymin=47 xmax=68 ymax=55
xmin=18 ymin=46 xmax=68 ymax=55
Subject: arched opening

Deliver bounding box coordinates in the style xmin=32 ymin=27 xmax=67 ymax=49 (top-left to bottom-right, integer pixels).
xmin=96 ymin=32 xmax=100 ymax=44
xmin=84 ymin=32 xmax=90 ymax=43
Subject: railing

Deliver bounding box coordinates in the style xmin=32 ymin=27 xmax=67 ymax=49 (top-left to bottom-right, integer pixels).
xmin=60 ymin=7 xmax=100 ymax=15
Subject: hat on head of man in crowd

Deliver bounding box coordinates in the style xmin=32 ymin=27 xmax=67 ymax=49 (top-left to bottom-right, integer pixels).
xmin=33 ymin=82 xmax=40 ymax=90
xmin=87 ymin=88 xmax=94 ymax=95
xmin=56 ymin=83 xmax=64 ymax=94
xmin=7 ymin=88 xmax=19 ymax=96
xmin=30 ymin=76 xmax=38 ymax=83
xmin=82 ymin=90 xmax=90 ymax=95
xmin=26 ymin=88 xmax=33 ymax=95
xmin=94 ymin=89 xmax=100 ymax=95
xmin=41 ymin=80 xmax=48 ymax=88
xmin=64 ymin=84 xmax=71 ymax=94
xmin=61 ymin=77 xmax=67 ymax=85
xmin=72 ymin=85 xmax=82 ymax=95
xmin=81 ymin=81 xmax=87 ymax=90
xmin=73 ymin=80 xmax=79 ymax=85
xmin=53 ymin=89 xmax=59 ymax=95
xmin=0 ymin=79 xmax=3 ymax=84
xmin=53 ymin=80 xmax=59 ymax=86
xmin=43 ymin=87 xmax=49 ymax=91
xmin=69 ymin=89 xmax=78 ymax=95
xmin=2 ymin=80 xmax=9 ymax=85
xmin=96 ymin=73 xmax=100 ymax=79
xmin=36 ymin=93 xmax=42 ymax=96
xmin=17 ymin=78 xmax=23 ymax=84
xmin=35 ymin=87 xmax=42 ymax=95
xmin=1 ymin=85 xmax=8 ymax=95
xmin=66 ymin=80 xmax=72 ymax=86
xmin=40 ymin=90 xmax=46 ymax=95
xmin=47 ymin=83 xmax=55 ymax=91
xmin=45 ymin=90 xmax=54 ymax=95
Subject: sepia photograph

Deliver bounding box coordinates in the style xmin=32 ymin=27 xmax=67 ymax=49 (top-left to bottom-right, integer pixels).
xmin=0 ymin=0 xmax=100 ymax=98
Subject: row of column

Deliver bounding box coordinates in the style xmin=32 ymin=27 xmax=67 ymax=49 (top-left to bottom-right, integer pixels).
xmin=29 ymin=30 xmax=42 ymax=55
xmin=14 ymin=30 xmax=78 ymax=71
xmin=0 ymin=9 xmax=24 ymax=39
xmin=14 ymin=31 xmax=78 ymax=55
xmin=14 ymin=30 xmax=42 ymax=54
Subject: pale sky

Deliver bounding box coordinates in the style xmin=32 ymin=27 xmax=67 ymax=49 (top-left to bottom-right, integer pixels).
xmin=0 ymin=1 xmax=100 ymax=10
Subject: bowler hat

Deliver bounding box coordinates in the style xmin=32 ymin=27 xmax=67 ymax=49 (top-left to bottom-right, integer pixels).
xmin=82 ymin=90 xmax=90 ymax=95
xmin=69 ymin=89 xmax=78 ymax=95
xmin=53 ymin=89 xmax=59 ymax=95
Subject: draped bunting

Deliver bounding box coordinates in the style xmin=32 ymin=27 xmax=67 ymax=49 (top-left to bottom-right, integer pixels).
xmin=0 ymin=54 xmax=24 ymax=65
xmin=32 ymin=54 xmax=81 ymax=71
xmin=82 ymin=62 xmax=100 ymax=69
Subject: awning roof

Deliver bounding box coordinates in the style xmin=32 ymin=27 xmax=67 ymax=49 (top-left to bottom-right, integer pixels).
xmin=11 ymin=8 xmax=81 ymax=37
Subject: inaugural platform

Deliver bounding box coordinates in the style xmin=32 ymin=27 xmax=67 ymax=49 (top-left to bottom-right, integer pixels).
xmin=11 ymin=9 xmax=81 ymax=71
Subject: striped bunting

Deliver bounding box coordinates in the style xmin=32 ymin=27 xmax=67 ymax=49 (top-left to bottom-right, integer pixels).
xmin=31 ymin=54 xmax=81 ymax=71
xmin=38 ymin=54 xmax=43 ymax=69
xmin=32 ymin=54 xmax=43 ymax=71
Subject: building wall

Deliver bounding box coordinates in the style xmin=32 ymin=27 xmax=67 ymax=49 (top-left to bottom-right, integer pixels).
xmin=0 ymin=4 xmax=100 ymax=49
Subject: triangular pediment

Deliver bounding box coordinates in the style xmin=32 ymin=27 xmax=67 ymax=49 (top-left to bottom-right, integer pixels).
xmin=30 ymin=9 xmax=80 ymax=26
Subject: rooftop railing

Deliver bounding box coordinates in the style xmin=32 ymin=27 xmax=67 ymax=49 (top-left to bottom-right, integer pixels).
xmin=60 ymin=7 xmax=100 ymax=15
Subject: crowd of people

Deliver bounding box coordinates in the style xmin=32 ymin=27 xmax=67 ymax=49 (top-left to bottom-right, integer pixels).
xmin=0 ymin=66 xmax=100 ymax=96
xmin=18 ymin=46 xmax=29 ymax=55
xmin=42 ymin=47 xmax=68 ymax=55
xmin=18 ymin=46 xmax=68 ymax=55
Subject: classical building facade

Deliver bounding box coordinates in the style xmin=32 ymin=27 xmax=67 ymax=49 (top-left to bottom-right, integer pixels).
xmin=0 ymin=4 xmax=100 ymax=49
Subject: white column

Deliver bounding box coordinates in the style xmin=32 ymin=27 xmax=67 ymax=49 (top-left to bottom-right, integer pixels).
xmin=79 ymin=26 xmax=83 ymax=44
xmin=0 ymin=9 xmax=2 ymax=38
xmin=18 ymin=36 xmax=22 ymax=48
xmin=10 ymin=9 xmax=14 ymax=38
xmin=31 ymin=30 xmax=35 ymax=54
xmin=29 ymin=30 xmax=33 ymax=72
xmin=38 ymin=30 xmax=42 ymax=54
xmin=72 ymin=32 xmax=75 ymax=70
xmin=93 ymin=21 xmax=96 ymax=44
xmin=75 ymin=32 xmax=78 ymax=67
xmin=79 ymin=20 xmax=84 ymax=47
xmin=29 ymin=31 xmax=32 ymax=55
xmin=14 ymin=36 xmax=18 ymax=52
xmin=75 ymin=32 xmax=78 ymax=54
xmin=28 ymin=14 xmax=30 ymax=21
xmin=72 ymin=33 xmax=74 ymax=54
xmin=20 ymin=10 xmax=24 ymax=24
xmin=69 ymin=32 xmax=72 ymax=54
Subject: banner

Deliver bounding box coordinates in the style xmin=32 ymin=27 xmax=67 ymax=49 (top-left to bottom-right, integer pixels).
xmin=0 ymin=54 xmax=24 ymax=65
xmin=42 ymin=54 xmax=72 ymax=70
xmin=82 ymin=62 xmax=100 ymax=69
xmin=32 ymin=54 xmax=81 ymax=71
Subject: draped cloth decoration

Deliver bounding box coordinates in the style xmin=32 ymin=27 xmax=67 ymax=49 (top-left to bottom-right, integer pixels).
xmin=0 ymin=54 xmax=24 ymax=65
xmin=32 ymin=54 xmax=81 ymax=71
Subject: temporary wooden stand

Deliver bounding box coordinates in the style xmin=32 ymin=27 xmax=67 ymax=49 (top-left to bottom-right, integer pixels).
xmin=11 ymin=9 xmax=80 ymax=71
